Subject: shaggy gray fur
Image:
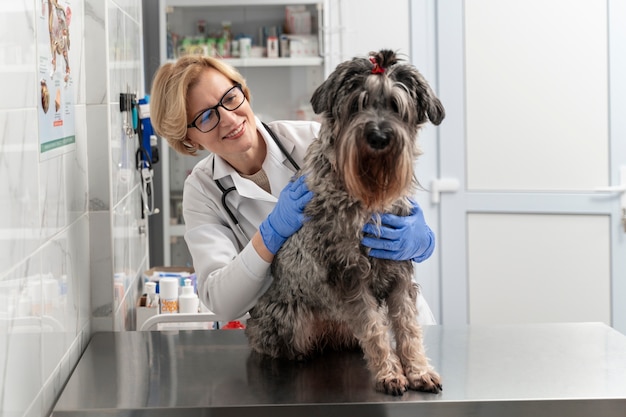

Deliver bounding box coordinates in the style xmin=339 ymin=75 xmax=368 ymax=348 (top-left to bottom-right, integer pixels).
xmin=245 ymin=50 xmax=445 ymax=396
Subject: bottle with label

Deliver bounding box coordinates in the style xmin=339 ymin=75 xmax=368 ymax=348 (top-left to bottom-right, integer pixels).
xmin=159 ymin=277 xmax=179 ymax=314
xmin=178 ymin=278 xmax=199 ymax=314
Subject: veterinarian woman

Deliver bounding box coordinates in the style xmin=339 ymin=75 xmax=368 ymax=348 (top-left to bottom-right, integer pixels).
xmin=150 ymin=55 xmax=437 ymax=324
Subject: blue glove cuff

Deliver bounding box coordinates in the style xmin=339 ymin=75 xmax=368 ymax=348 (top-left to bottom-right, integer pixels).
xmin=259 ymin=219 xmax=286 ymax=255
xmin=412 ymin=231 xmax=435 ymax=263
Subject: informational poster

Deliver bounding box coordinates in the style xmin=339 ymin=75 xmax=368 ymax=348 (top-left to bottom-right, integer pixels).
xmin=37 ymin=0 xmax=76 ymax=160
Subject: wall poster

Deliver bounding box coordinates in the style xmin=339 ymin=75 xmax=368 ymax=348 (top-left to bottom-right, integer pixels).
xmin=37 ymin=0 xmax=76 ymax=160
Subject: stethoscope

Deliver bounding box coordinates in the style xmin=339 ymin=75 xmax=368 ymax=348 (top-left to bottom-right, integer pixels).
xmin=214 ymin=122 xmax=301 ymax=243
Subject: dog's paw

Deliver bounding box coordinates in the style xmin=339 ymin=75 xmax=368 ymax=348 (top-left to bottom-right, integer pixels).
xmin=376 ymin=375 xmax=409 ymax=396
xmin=407 ymin=369 xmax=442 ymax=394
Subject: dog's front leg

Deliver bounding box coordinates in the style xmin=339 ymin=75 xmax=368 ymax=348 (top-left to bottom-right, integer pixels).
xmin=343 ymin=293 xmax=408 ymax=396
xmin=388 ymin=282 xmax=442 ymax=393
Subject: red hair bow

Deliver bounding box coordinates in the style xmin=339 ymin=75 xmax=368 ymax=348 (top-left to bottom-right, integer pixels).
xmin=369 ymin=56 xmax=385 ymax=74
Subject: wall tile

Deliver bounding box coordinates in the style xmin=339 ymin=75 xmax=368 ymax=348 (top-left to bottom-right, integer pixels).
xmin=86 ymin=103 xmax=111 ymax=211
xmin=65 ymin=104 xmax=89 ymax=225
xmin=65 ymin=0 xmax=85 ymax=108
xmin=39 ymin=148 xmax=67 ymax=240
xmin=108 ymin=5 xmax=125 ymax=101
xmin=0 ymin=254 xmax=43 ymax=416
xmin=1 ymin=0 xmax=146 ymax=415
xmin=0 ymin=109 xmax=40 ymax=273
xmin=68 ymin=216 xmax=91 ymax=333
xmin=84 ymin=0 xmax=107 ymax=104
xmin=90 ymin=210 xmax=113 ymax=333
xmin=0 ymin=3 xmax=37 ymax=110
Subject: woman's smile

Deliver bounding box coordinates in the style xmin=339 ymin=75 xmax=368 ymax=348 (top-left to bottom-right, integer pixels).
xmin=223 ymin=121 xmax=246 ymax=140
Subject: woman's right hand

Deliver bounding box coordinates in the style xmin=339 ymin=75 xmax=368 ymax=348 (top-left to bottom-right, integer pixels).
xmin=258 ymin=176 xmax=313 ymax=254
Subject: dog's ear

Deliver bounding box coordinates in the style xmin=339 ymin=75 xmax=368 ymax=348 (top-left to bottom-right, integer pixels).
xmin=311 ymin=57 xmax=371 ymax=116
xmin=376 ymin=51 xmax=445 ymax=126
xmin=423 ymin=91 xmax=445 ymax=126
xmin=406 ymin=70 xmax=446 ymax=126
xmin=310 ymin=62 xmax=351 ymax=115
xmin=310 ymin=76 xmax=333 ymax=115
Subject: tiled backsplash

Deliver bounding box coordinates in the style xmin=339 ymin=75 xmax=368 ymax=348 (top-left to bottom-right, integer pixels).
xmin=0 ymin=1 xmax=147 ymax=416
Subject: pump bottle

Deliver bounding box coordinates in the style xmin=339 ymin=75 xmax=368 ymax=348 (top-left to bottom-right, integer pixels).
xmin=178 ymin=278 xmax=199 ymax=314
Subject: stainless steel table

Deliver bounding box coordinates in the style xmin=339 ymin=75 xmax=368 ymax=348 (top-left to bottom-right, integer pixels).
xmin=52 ymin=322 xmax=626 ymax=416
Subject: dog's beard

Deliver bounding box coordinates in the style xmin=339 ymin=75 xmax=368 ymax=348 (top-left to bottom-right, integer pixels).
xmin=338 ymin=124 xmax=418 ymax=211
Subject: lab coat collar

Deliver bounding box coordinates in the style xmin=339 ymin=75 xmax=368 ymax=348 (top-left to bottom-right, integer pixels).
xmin=211 ymin=117 xmax=295 ymax=202
xmin=257 ymin=117 xmax=296 ymax=169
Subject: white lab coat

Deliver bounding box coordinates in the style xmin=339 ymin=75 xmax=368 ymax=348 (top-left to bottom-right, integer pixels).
xmin=183 ymin=117 xmax=436 ymax=324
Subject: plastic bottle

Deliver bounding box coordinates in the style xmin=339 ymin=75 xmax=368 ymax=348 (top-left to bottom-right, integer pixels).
xmin=145 ymin=281 xmax=159 ymax=308
xmin=159 ymin=277 xmax=179 ymax=314
xmin=221 ymin=21 xmax=232 ymax=57
xmin=178 ymin=278 xmax=199 ymax=314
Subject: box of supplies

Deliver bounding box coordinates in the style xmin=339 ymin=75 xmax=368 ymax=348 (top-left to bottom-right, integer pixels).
xmin=143 ymin=266 xmax=196 ymax=294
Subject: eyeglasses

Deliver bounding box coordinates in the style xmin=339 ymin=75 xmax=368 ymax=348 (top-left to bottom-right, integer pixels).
xmin=187 ymin=84 xmax=245 ymax=133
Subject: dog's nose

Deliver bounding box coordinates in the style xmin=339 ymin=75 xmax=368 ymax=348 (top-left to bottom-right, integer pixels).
xmin=366 ymin=130 xmax=390 ymax=150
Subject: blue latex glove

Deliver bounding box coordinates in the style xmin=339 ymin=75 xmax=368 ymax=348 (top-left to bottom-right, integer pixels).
xmin=362 ymin=200 xmax=435 ymax=263
xmin=259 ymin=176 xmax=313 ymax=255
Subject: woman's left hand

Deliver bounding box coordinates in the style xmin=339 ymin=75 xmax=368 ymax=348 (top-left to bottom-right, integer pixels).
xmin=361 ymin=200 xmax=435 ymax=263
xmin=259 ymin=175 xmax=313 ymax=255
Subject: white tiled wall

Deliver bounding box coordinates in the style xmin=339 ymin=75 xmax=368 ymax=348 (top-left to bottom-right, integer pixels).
xmin=0 ymin=1 xmax=147 ymax=416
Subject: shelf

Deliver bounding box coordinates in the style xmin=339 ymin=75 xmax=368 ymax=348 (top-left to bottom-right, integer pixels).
xmin=167 ymin=56 xmax=323 ymax=67
xmin=164 ymin=0 xmax=322 ymax=6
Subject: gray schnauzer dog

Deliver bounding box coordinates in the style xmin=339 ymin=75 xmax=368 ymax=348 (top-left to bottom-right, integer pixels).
xmin=245 ymin=50 xmax=445 ymax=396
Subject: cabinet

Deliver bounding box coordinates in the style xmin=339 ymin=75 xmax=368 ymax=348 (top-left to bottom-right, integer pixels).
xmin=157 ymin=0 xmax=331 ymax=266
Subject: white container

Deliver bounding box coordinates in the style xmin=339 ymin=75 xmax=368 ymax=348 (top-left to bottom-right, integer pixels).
xmin=137 ymin=281 xmax=159 ymax=330
xmin=145 ymin=282 xmax=159 ymax=308
xmin=178 ymin=278 xmax=199 ymax=314
xmin=159 ymin=277 xmax=179 ymax=314
xmin=239 ymin=37 xmax=251 ymax=58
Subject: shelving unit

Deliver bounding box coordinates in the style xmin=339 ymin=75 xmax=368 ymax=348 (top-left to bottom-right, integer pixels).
xmin=157 ymin=0 xmax=330 ymax=266
xmin=193 ymin=56 xmax=323 ymax=67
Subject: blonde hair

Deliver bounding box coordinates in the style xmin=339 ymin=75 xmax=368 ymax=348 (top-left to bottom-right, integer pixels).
xmin=150 ymin=55 xmax=251 ymax=155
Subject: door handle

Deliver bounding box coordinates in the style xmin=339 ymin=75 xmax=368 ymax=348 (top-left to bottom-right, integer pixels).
xmin=594 ymin=166 xmax=626 ymax=232
xmin=430 ymin=178 xmax=460 ymax=204
xmin=594 ymin=166 xmax=626 ymax=204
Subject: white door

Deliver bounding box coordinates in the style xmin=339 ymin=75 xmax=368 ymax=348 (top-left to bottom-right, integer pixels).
xmin=426 ymin=0 xmax=626 ymax=334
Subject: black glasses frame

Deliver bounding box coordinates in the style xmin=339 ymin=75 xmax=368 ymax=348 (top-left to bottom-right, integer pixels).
xmin=187 ymin=84 xmax=245 ymax=133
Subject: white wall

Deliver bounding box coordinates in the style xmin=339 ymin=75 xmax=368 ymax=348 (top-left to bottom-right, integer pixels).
xmin=327 ymin=0 xmax=410 ymax=68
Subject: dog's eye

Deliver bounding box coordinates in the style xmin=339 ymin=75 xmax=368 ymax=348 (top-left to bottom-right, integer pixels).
xmin=350 ymin=100 xmax=360 ymax=114
xmin=391 ymin=97 xmax=403 ymax=116
xmin=391 ymin=100 xmax=399 ymax=114
xmin=360 ymin=92 xmax=369 ymax=110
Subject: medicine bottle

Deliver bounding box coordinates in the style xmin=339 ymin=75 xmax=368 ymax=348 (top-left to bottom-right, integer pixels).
xmin=159 ymin=277 xmax=179 ymax=314
xmin=178 ymin=278 xmax=199 ymax=314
